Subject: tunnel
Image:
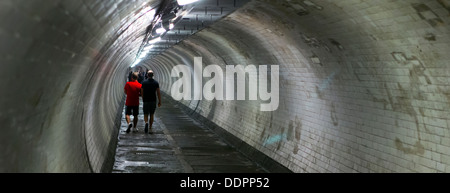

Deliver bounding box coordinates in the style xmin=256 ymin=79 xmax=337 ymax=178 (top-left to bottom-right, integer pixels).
xmin=1 ymin=0 xmax=450 ymax=173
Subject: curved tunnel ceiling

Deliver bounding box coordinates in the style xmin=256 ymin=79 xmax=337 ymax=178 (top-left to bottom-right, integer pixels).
xmin=1 ymin=0 xmax=450 ymax=173
xmin=132 ymin=0 xmax=249 ymax=65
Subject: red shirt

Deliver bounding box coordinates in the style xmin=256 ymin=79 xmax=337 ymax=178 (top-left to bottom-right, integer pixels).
xmin=124 ymin=80 xmax=142 ymax=106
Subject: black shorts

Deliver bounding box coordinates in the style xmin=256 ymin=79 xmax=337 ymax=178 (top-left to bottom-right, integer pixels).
xmin=125 ymin=106 xmax=139 ymax=116
xmin=143 ymin=102 xmax=157 ymax=115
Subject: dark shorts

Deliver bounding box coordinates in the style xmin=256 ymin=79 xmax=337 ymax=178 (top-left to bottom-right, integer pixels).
xmin=143 ymin=102 xmax=157 ymax=115
xmin=125 ymin=106 xmax=139 ymax=116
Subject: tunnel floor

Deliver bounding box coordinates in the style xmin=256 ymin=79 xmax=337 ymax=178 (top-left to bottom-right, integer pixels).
xmin=112 ymin=96 xmax=268 ymax=173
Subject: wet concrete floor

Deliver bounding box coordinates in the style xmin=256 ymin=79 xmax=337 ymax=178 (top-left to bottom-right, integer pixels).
xmin=112 ymin=96 xmax=267 ymax=173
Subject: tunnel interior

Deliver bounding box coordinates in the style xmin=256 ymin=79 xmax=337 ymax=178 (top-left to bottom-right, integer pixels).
xmin=1 ymin=0 xmax=450 ymax=173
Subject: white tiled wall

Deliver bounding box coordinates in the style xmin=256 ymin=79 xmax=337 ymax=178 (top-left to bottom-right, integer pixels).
xmin=146 ymin=0 xmax=450 ymax=173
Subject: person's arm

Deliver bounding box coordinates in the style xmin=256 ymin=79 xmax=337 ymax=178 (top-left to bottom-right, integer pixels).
xmin=157 ymin=88 xmax=162 ymax=107
xmin=141 ymin=87 xmax=144 ymax=98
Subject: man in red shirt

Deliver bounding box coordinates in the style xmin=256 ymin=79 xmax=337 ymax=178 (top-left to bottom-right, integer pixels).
xmin=124 ymin=72 xmax=142 ymax=133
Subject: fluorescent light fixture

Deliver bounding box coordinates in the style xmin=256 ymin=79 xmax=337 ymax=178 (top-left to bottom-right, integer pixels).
xmin=131 ymin=59 xmax=142 ymax=67
xmin=169 ymin=23 xmax=174 ymax=29
xmin=143 ymin=45 xmax=154 ymax=51
xmin=177 ymin=0 xmax=199 ymax=6
xmin=139 ymin=52 xmax=148 ymax=58
xmin=155 ymin=27 xmax=166 ymax=34
xmin=148 ymin=9 xmax=156 ymax=17
xmin=148 ymin=37 xmax=161 ymax=44
xmin=140 ymin=48 xmax=153 ymax=58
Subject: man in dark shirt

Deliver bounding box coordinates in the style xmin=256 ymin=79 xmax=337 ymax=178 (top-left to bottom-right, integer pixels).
xmin=141 ymin=70 xmax=161 ymax=134
xmin=138 ymin=70 xmax=145 ymax=84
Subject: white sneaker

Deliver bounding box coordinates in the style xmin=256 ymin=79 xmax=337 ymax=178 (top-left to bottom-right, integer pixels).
xmin=133 ymin=127 xmax=139 ymax=133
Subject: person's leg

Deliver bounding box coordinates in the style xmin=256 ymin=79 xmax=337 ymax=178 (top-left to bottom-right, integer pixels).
xmin=143 ymin=102 xmax=149 ymax=134
xmin=147 ymin=114 xmax=155 ymax=134
xmin=132 ymin=106 xmax=139 ymax=132
xmin=144 ymin=115 xmax=149 ymax=134
xmin=150 ymin=114 xmax=155 ymax=127
xmin=148 ymin=102 xmax=156 ymax=134
xmin=126 ymin=115 xmax=131 ymax=124
xmin=125 ymin=106 xmax=133 ymax=133
xmin=133 ymin=116 xmax=138 ymax=130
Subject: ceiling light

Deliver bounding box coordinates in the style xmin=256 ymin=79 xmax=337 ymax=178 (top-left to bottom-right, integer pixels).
xmin=155 ymin=27 xmax=166 ymax=34
xmin=144 ymin=45 xmax=154 ymax=50
xmin=148 ymin=37 xmax=162 ymax=44
xmin=147 ymin=10 xmax=156 ymax=18
xmin=131 ymin=59 xmax=142 ymax=67
xmin=177 ymin=0 xmax=199 ymax=6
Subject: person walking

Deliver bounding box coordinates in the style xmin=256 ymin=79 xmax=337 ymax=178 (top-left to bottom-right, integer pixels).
xmin=138 ymin=69 xmax=145 ymax=84
xmin=141 ymin=70 xmax=161 ymax=134
xmin=128 ymin=70 xmax=133 ymax=82
xmin=124 ymin=72 xmax=142 ymax=133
